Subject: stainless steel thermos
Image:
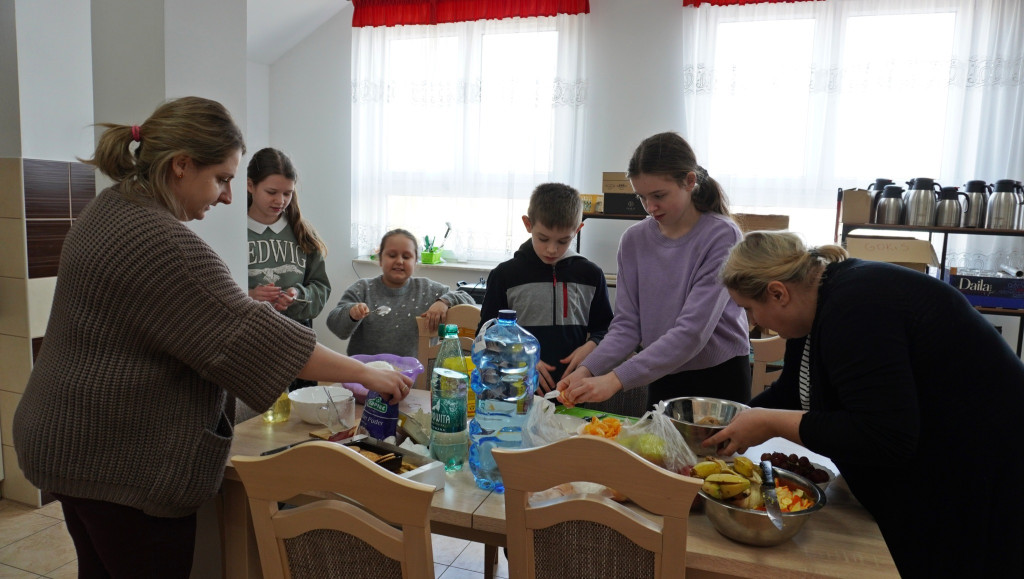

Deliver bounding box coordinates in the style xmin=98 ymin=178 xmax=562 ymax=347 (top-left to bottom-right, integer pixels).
xmin=903 ymin=178 xmax=940 ymax=226
xmin=868 ymin=178 xmax=894 ymax=223
xmin=986 ymin=179 xmax=1023 ymax=230
xmin=962 ymin=180 xmax=990 ymax=228
xmin=874 ymin=185 xmax=904 ymax=225
xmin=934 ymin=186 xmax=969 ymax=227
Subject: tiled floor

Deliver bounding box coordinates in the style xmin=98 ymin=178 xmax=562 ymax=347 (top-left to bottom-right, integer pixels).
xmin=0 ymin=498 xmax=505 ymax=578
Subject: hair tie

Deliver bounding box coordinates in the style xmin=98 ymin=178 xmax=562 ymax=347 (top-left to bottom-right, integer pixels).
xmin=809 ymin=248 xmax=821 ymax=259
xmin=130 ymin=125 xmax=142 ymax=142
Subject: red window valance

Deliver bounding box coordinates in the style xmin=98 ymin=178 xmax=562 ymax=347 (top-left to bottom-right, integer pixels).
xmin=683 ymin=0 xmax=819 ymax=6
xmin=352 ymin=0 xmax=590 ymax=28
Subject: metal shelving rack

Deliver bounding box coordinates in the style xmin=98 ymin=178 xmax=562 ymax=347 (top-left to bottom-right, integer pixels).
xmin=840 ymin=222 xmax=1024 ymax=356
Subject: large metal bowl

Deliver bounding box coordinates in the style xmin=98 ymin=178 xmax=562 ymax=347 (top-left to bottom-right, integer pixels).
xmin=661 ymin=396 xmax=749 ymax=458
xmin=701 ymin=467 xmax=826 ymax=547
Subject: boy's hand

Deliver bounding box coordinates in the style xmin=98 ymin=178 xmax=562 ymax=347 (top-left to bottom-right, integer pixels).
xmin=560 ymin=341 xmax=597 ymax=377
xmin=536 ymin=361 xmax=557 ymax=393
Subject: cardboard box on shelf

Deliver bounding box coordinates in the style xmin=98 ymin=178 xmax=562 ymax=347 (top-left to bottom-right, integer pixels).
xmin=602 ymin=180 xmax=633 ymax=194
xmin=603 ymin=192 xmax=646 ymax=216
xmin=580 ymin=194 xmax=604 ymax=213
xmin=845 ymin=235 xmax=938 ymax=273
xmin=840 ymin=189 xmax=872 ymax=224
xmin=602 ymin=171 xmax=633 ymax=195
xmin=943 ymin=270 xmax=1024 ymax=308
xmin=734 ymin=213 xmax=790 ymax=233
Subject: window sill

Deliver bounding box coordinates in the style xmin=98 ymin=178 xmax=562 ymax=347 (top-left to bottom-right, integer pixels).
xmin=353 ymin=256 xmax=496 ymax=272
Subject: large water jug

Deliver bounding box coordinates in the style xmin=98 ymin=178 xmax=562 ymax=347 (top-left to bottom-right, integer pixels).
xmin=468 ymin=310 xmax=540 ymax=492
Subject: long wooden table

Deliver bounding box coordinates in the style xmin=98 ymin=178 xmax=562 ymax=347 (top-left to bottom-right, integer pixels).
xmin=220 ymin=392 xmax=897 ymax=578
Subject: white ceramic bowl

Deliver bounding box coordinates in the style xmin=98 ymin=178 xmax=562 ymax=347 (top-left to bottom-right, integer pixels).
xmin=288 ymin=386 xmax=354 ymax=425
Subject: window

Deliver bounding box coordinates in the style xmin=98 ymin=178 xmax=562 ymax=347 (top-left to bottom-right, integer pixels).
xmin=682 ymin=0 xmax=1021 ymax=248
xmin=352 ymin=14 xmax=586 ymax=262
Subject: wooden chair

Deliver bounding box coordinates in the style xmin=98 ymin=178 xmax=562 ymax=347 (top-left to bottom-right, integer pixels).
xmin=750 ymin=335 xmax=786 ymax=397
xmin=492 ymin=436 xmax=702 ymax=579
xmin=414 ymin=303 xmax=481 ymax=389
xmin=231 ymin=441 xmax=435 ymax=579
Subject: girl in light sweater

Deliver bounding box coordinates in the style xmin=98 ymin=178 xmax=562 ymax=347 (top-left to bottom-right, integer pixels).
xmin=557 ymin=132 xmax=751 ymax=408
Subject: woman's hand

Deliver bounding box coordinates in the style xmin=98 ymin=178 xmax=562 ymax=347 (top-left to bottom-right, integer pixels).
xmin=536 ymin=361 xmax=557 ymax=393
xmin=422 ymin=300 xmax=449 ymax=333
xmin=561 ymin=341 xmax=597 ymax=377
xmin=250 ymin=283 xmax=282 ymax=303
xmin=359 ymin=365 xmax=414 ymax=405
xmin=555 ymin=367 xmax=622 ymax=408
xmin=349 ymin=303 xmax=370 ymax=321
xmin=702 ymin=408 xmax=806 ymax=456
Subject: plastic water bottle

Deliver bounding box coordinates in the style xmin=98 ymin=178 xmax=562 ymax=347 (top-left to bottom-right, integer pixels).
xmin=468 ymin=310 xmax=540 ymax=492
xmin=430 ymin=324 xmax=469 ymax=471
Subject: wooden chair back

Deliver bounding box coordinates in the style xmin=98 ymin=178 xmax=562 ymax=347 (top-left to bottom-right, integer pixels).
xmin=751 ymin=335 xmax=787 ymax=397
xmin=231 ymin=441 xmax=435 ymax=579
xmin=492 ymin=436 xmax=702 ymax=579
xmin=414 ymin=303 xmax=481 ymax=389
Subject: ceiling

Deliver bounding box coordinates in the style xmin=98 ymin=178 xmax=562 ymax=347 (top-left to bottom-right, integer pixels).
xmin=247 ymin=0 xmax=347 ymax=65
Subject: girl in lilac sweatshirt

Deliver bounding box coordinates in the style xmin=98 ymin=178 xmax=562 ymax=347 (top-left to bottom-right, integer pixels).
xmin=557 ymin=132 xmax=750 ymax=409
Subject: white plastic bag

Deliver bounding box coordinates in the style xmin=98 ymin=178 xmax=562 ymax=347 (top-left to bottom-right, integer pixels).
xmin=521 ymin=396 xmax=572 ymax=448
xmin=616 ymin=405 xmax=699 ymax=474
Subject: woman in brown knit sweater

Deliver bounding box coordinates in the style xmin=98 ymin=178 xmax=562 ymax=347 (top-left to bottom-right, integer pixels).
xmin=12 ymin=97 xmax=413 ymax=578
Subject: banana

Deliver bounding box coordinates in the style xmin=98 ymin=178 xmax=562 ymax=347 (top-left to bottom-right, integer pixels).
xmin=733 ymin=456 xmax=754 ymax=478
xmin=701 ymin=473 xmax=751 ymax=499
xmin=692 ymin=461 xmax=722 ymax=478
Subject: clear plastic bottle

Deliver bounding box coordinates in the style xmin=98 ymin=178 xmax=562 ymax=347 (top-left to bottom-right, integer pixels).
xmin=430 ymin=324 xmax=469 ymax=471
xmin=468 ymin=309 xmax=540 ymax=492
xmin=262 ymin=390 xmax=291 ymax=423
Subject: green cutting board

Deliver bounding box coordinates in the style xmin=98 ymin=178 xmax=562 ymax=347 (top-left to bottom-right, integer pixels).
xmin=553 ymin=405 xmax=638 ymax=423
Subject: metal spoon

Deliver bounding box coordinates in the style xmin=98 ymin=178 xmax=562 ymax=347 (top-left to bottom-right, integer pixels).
xmin=373 ymin=305 xmax=392 ymax=316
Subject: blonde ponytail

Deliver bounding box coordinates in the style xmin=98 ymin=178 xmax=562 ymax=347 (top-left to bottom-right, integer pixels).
xmin=720 ymin=231 xmax=847 ymax=300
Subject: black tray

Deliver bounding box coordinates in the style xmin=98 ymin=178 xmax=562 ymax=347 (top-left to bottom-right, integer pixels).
xmin=343 ymin=439 xmax=405 ymax=473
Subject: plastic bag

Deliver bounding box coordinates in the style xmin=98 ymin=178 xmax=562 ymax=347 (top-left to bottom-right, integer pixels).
xmin=521 ymin=396 xmax=573 ymax=448
xmin=616 ymin=405 xmax=698 ymax=474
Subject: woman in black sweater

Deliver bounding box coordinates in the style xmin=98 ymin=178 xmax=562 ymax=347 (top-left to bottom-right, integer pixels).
xmin=707 ymin=231 xmax=1024 ymax=577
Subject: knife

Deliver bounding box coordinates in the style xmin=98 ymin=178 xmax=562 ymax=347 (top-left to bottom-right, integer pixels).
xmin=760 ymin=460 xmax=785 ymax=530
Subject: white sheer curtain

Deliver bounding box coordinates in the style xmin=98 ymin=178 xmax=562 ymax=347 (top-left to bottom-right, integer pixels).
xmin=681 ymin=0 xmax=1024 ymax=265
xmin=351 ymin=14 xmax=586 ymax=261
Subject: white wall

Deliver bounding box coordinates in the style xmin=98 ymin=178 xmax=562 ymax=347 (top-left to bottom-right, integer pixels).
xmin=0 ymin=2 xmax=20 ymax=158
xmin=267 ymin=6 xmax=355 ymax=353
xmin=246 ymin=61 xmax=269 ymax=151
xmin=166 ymin=0 xmax=249 ymax=287
xmin=580 ymin=0 xmax=687 ymax=194
xmin=16 ymin=0 xmax=94 ymax=161
xmin=91 ymin=0 xmax=166 ymax=193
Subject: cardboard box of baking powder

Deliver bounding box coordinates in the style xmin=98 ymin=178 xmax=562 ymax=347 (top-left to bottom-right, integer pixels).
xmin=845 ymin=235 xmax=938 ymax=273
